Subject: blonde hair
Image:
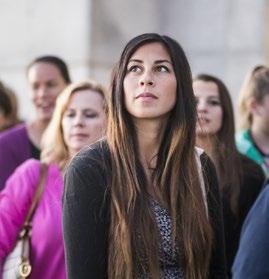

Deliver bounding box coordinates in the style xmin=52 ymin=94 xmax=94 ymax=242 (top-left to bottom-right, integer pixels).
xmin=237 ymin=65 xmax=269 ymax=130
xmin=41 ymin=80 xmax=107 ymax=169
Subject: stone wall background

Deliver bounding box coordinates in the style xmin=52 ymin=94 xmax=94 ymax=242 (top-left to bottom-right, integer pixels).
xmin=0 ymin=0 xmax=268 ymax=120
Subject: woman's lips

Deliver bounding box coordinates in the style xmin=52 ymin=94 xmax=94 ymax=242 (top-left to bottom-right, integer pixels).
xmin=71 ymin=133 xmax=89 ymax=139
xmin=135 ymin=92 xmax=158 ymax=101
xmin=198 ymin=117 xmax=210 ymax=124
xmin=37 ymin=103 xmax=54 ymax=111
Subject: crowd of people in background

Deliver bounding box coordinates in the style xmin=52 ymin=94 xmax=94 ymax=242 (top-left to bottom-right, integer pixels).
xmin=0 ymin=33 xmax=268 ymax=279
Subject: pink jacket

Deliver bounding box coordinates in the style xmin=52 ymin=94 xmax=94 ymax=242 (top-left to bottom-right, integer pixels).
xmin=0 ymin=159 xmax=66 ymax=279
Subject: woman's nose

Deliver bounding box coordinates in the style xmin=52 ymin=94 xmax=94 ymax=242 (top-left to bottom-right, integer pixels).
xmin=74 ymin=114 xmax=84 ymax=126
xmin=139 ymin=71 xmax=154 ymax=86
xmin=36 ymin=86 xmax=47 ymax=98
xmin=197 ymin=100 xmax=208 ymax=112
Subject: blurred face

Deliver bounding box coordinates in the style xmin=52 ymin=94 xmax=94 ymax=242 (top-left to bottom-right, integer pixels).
xmin=252 ymin=94 xmax=269 ymax=134
xmin=123 ymin=42 xmax=177 ymax=121
xmin=62 ymin=89 xmax=106 ymax=157
xmin=28 ymin=62 xmax=67 ymax=122
xmin=193 ymin=80 xmax=223 ymax=137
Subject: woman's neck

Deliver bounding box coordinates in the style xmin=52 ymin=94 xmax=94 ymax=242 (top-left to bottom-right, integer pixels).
xmin=196 ymin=135 xmax=214 ymax=160
xmin=251 ymin=124 xmax=269 ymax=154
xmin=134 ymin=118 xmax=166 ymax=170
xmin=27 ymin=119 xmax=49 ymax=149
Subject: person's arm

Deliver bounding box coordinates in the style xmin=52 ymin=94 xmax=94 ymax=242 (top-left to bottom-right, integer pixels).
xmin=63 ymin=148 xmax=109 ymax=279
xmin=232 ymin=185 xmax=269 ymax=279
xmin=0 ymin=125 xmax=30 ymax=190
xmin=0 ymin=160 xmax=40 ymax=267
xmin=0 ymin=136 xmax=17 ymax=189
xmin=238 ymin=155 xmax=265 ymax=223
xmin=201 ymin=153 xmax=227 ymax=278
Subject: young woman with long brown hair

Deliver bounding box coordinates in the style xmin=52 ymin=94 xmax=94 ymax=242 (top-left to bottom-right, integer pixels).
xmin=194 ymin=74 xmax=265 ymax=277
xmin=63 ymin=33 xmax=226 ymax=279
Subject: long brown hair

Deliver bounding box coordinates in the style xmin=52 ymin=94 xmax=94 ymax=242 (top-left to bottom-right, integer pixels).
xmin=107 ymin=33 xmax=213 ymax=279
xmin=194 ymin=74 xmax=242 ymax=214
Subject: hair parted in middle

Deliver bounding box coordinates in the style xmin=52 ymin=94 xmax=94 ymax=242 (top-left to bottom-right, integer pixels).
xmin=106 ymin=33 xmax=213 ymax=279
xmin=41 ymin=80 xmax=107 ymax=169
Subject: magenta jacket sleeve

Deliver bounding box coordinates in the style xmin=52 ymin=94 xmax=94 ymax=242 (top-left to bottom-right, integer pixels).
xmin=0 ymin=159 xmax=40 ymax=269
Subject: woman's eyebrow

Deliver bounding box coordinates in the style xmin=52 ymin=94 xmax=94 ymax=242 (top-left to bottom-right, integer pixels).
xmin=154 ymin=59 xmax=172 ymax=64
xmin=128 ymin=59 xmax=172 ymax=64
xmin=128 ymin=59 xmax=143 ymax=63
xmin=207 ymin=95 xmax=220 ymax=100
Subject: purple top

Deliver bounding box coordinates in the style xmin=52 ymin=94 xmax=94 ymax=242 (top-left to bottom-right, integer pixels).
xmin=0 ymin=124 xmax=32 ymax=190
xmin=0 ymin=159 xmax=66 ymax=279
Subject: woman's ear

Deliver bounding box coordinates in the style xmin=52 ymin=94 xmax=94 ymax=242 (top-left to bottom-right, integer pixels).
xmin=249 ymin=97 xmax=266 ymax=117
xmin=248 ymin=96 xmax=262 ymax=116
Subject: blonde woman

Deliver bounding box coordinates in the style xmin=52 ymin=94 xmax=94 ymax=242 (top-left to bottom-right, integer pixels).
xmin=236 ymin=65 xmax=269 ymax=177
xmin=0 ymin=80 xmax=107 ymax=278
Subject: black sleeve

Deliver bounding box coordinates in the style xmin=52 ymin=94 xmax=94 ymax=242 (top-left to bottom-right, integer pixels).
xmin=62 ymin=147 xmax=109 ymax=279
xmin=238 ymin=155 xmax=265 ymax=224
xmin=201 ymin=153 xmax=227 ymax=279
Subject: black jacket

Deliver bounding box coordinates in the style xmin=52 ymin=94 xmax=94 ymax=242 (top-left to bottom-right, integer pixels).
xmin=62 ymin=141 xmax=226 ymax=278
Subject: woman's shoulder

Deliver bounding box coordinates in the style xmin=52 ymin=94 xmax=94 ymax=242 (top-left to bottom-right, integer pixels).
xmin=239 ymin=153 xmax=264 ymax=172
xmin=0 ymin=123 xmax=27 ymax=143
xmin=69 ymin=139 xmax=110 ymax=171
xmin=239 ymin=153 xmax=265 ymax=182
xmin=3 ymin=159 xmax=45 ymax=201
xmin=11 ymin=158 xmax=40 ymax=177
xmin=64 ymin=139 xmax=110 ymax=195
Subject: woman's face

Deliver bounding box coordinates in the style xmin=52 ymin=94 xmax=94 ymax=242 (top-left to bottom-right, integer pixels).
xmin=28 ymin=62 xmax=67 ymax=122
xmin=193 ymin=80 xmax=223 ymax=137
xmin=62 ymin=89 xmax=106 ymax=157
xmin=251 ymin=94 xmax=269 ymax=133
xmin=123 ymin=42 xmax=177 ymax=121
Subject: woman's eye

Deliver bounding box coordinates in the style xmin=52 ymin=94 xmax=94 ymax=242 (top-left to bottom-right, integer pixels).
xmin=85 ymin=113 xmax=97 ymax=118
xmin=47 ymin=82 xmax=57 ymax=88
xmin=156 ymin=65 xmax=169 ymax=72
xmin=128 ymin=65 xmax=142 ymax=73
xmin=65 ymin=113 xmax=75 ymax=118
xmin=209 ymin=100 xmax=221 ymax=106
xmin=32 ymin=83 xmax=40 ymax=90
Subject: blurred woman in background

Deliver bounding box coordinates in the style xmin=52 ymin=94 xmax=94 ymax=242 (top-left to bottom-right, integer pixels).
xmin=236 ymin=65 xmax=269 ymax=178
xmin=0 ymin=55 xmax=71 ymax=189
xmin=0 ymin=80 xmax=107 ymax=278
xmin=194 ymin=73 xmax=265 ymax=277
